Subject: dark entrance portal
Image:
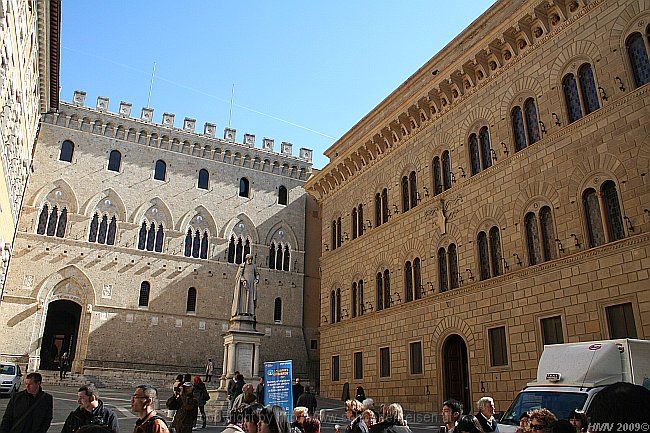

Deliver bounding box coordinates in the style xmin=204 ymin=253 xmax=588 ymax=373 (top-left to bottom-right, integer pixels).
xmin=39 ymin=300 xmax=81 ymax=370
xmin=442 ymin=334 xmax=471 ymax=414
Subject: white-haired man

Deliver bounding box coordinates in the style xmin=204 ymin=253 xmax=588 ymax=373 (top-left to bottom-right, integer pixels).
xmin=475 ymin=396 xmax=498 ymax=432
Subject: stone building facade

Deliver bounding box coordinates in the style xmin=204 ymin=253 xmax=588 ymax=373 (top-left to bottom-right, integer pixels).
xmin=0 ymin=0 xmax=60 ymax=287
xmin=306 ymin=0 xmax=649 ymax=413
xmin=0 ymin=92 xmax=320 ymax=381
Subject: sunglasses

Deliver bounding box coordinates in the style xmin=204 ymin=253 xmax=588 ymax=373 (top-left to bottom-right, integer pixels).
xmin=531 ymin=424 xmax=546 ymax=430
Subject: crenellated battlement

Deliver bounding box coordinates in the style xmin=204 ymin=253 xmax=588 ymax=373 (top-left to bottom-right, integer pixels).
xmin=69 ymin=90 xmax=314 ymax=165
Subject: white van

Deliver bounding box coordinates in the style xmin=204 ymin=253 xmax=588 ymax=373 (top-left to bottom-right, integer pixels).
xmin=0 ymin=362 xmax=22 ymax=396
xmin=498 ymin=339 xmax=650 ymax=432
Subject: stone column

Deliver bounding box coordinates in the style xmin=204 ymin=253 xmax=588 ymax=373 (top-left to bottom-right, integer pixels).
xmin=227 ymin=342 xmax=236 ymax=376
xmin=253 ymin=343 xmax=260 ymax=377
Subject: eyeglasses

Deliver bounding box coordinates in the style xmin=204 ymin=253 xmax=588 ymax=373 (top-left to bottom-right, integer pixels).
xmin=531 ymin=424 xmax=546 ymax=430
xmin=131 ymin=395 xmax=147 ymax=400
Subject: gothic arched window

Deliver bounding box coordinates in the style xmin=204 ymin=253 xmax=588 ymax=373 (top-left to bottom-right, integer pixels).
xmin=331 ymin=221 xmax=337 ymax=251
xmin=330 ymin=290 xmax=336 ymax=323
xmin=154 ymin=159 xmax=166 ymax=181
xmin=186 ymin=287 xmax=197 ymax=313
xmin=469 ymin=134 xmax=481 ymax=176
xmin=274 ymin=297 xmax=282 ymax=322
xmin=89 ymin=213 xmax=99 ymax=242
xmin=375 ymin=193 xmax=382 ymax=228
xmin=59 ymin=140 xmax=74 ymax=162
xmin=524 ymin=98 xmax=541 ymax=145
xmin=477 ymin=231 xmax=490 ymax=281
xmin=448 ymin=244 xmax=459 ymax=289
xmin=336 ymin=217 xmax=342 ymax=248
xmin=155 ymin=224 xmax=164 ymax=252
xmin=479 ymin=127 xmax=492 ymax=170
xmin=351 ymin=208 xmax=358 ymax=240
xmin=198 ymin=169 xmax=209 ymax=190
xmin=278 ymin=185 xmax=288 ymax=205
xmin=381 ymin=188 xmax=389 ymax=224
xmin=228 ymin=235 xmax=236 ymax=263
xmin=489 ymin=227 xmax=502 ymax=277
xmin=138 ymin=281 xmax=150 ymax=307
xmin=235 ymin=238 xmax=243 ymax=264
xmin=239 ymin=177 xmax=250 ymax=198
xmin=433 ymin=156 xmax=442 ymax=196
xmin=283 ymin=245 xmax=290 ymax=271
xmin=525 ymin=212 xmax=542 ymax=266
xmin=352 ymin=282 xmax=358 ymax=318
xmin=357 ymin=279 xmax=365 ymax=316
xmin=413 ymin=258 xmax=422 ymax=300
xmin=539 ymin=206 xmax=556 ymax=262
xmin=107 ymin=216 xmax=117 ymax=245
xmin=269 ymin=243 xmax=276 ymax=268
xmin=37 ymin=204 xmax=49 ymax=234
xmin=108 ymin=150 xmax=121 ymax=172
xmin=626 ymin=32 xmax=650 ymax=88
xmin=442 ymin=151 xmax=452 ymax=191
xmin=383 ymin=270 xmax=391 ymax=309
xmin=409 ymin=171 xmax=418 ymax=209
xmin=401 ymin=175 xmax=410 ymax=213
xmin=46 ymin=206 xmax=58 ymax=236
xmin=512 ymin=106 xmax=527 ymax=152
xmin=357 ymin=204 xmax=364 ymax=237
xmin=336 ymin=288 xmax=341 ymax=323
xmin=55 ymin=208 xmax=67 ymax=238
xmin=184 ymin=229 xmax=193 ymax=257
xmin=138 ymin=222 xmax=147 ymax=250
xmin=376 ymin=272 xmax=384 ymax=311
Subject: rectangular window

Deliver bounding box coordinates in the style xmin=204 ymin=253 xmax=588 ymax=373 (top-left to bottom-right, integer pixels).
xmin=606 ymin=303 xmax=637 ymax=338
xmin=353 ymin=352 xmax=363 ymax=380
xmin=379 ymin=347 xmax=391 ymax=378
xmin=310 ymin=339 xmax=318 ymax=350
xmin=541 ymin=316 xmax=564 ymax=345
xmin=331 ymin=355 xmax=340 ymax=382
xmin=488 ymin=326 xmax=508 ymax=367
xmin=409 ymin=341 xmax=423 ymax=375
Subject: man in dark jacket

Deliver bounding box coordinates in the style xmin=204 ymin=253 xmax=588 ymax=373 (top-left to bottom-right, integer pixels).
xmin=61 ymin=384 xmax=119 ymax=433
xmin=292 ymin=378 xmax=304 ymax=407
xmin=475 ymin=397 xmax=498 ymax=433
xmin=0 ymin=372 xmax=53 ymax=433
xmin=166 ymin=382 xmax=198 ymax=433
xmin=296 ymin=386 xmax=317 ymax=416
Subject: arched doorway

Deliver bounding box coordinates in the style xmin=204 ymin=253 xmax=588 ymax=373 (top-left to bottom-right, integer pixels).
xmin=442 ymin=334 xmax=471 ymax=414
xmin=39 ymin=300 xmax=82 ymax=370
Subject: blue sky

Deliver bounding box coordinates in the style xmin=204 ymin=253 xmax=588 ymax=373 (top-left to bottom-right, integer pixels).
xmin=60 ymin=1 xmax=495 ymax=169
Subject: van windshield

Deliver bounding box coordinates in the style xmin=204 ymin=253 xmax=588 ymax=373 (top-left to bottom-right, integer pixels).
xmin=0 ymin=364 xmax=16 ymax=375
xmin=500 ymin=391 xmax=588 ymax=425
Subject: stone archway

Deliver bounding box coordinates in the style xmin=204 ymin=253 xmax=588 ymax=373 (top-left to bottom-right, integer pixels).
xmin=38 ymin=300 xmax=82 ymax=370
xmin=442 ymin=334 xmax=471 ymax=414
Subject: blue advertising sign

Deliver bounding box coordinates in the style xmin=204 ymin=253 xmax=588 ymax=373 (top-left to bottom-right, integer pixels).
xmin=264 ymin=360 xmax=293 ymax=421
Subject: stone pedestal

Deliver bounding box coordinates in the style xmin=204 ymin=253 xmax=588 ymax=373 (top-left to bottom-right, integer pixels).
xmin=205 ymin=314 xmax=264 ymax=422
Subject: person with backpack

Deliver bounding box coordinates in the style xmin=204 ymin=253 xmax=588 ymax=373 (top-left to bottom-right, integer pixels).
xmin=131 ymin=385 xmax=169 ymax=433
xmin=166 ymin=382 xmax=198 ymax=433
xmin=193 ymin=376 xmax=210 ymax=429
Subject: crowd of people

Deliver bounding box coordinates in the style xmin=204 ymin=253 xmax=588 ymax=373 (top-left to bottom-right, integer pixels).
xmin=1 ymin=373 xmax=649 ymax=433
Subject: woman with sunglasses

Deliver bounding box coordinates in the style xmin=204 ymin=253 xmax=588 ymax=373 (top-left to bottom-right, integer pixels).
xmin=528 ymin=409 xmax=557 ymax=433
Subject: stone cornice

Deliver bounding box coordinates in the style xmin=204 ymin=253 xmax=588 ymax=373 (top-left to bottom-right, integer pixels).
xmin=306 ymin=0 xmax=607 ymax=200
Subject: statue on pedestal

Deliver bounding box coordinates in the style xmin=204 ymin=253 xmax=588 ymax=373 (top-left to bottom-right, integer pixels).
xmin=231 ymin=254 xmax=259 ymax=317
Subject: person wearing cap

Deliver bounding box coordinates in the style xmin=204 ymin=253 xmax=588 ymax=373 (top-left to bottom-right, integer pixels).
xmin=165 ymin=382 xmax=198 ymax=433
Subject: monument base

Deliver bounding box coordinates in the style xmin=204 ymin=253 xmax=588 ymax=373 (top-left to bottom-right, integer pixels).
xmin=205 ymin=387 xmax=231 ymax=423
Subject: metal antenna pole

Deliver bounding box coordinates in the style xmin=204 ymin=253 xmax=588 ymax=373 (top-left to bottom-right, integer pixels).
xmin=146 ymin=62 xmax=156 ymax=108
xmin=228 ymin=84 xmax=235 ymax=127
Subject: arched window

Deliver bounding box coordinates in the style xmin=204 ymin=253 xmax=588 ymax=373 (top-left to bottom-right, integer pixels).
xmin=235 ymin=238 xmax=243 ymax=264
xmin=200 ymin=231 xmax=208 ymax=259
xmin=228 ymin=235 xmax=236 ymax=263
xmin=154 ymin=159 xmax=166 ymax=181
xmin=336 ymin=217 xmax=342 ymax=248
xmin=375 ymin=193 xmax=382 ymax=228
xmin=108 ymin=150 xmax=121 ymax=172
xmin=438 ymin=248 xmax=448 ymax=292
xmin=351 ymin=207 xmax=358 ymax=240
xmin=88 ymin=213 xmax=99 ymax=242
xmin=525 ymin=212 xmax=542 ymax=265
xmin=198 ymin=169 xmax=209 ymax=190
xmin=46 ymin=205 xmax=58 ymax=236
xmin=381 ymin=188 xmax=389 ymax=224
xmin=376 ymin=272 xmax=384 ymax=311
xmin=155 ymin=224 xmax=164 ymax=252
xmin=442 ymin=151 xmax=452 ymax=191
xmin=37 ymin=204 xmax=49 ymax=234
xmin=479 ymin=127 xmax=492 ymax=170
xmin=192 ymin=230 xmax=201 ymax=258
xmin=56 ymin=208 xmax=67 ymax=238
xmin=357 ymin=279 xmax=365 ymax=316
xmin=283 ymin=245 xmax=290 ymax=271
xmin=330 ymin=290 xmax=336 ymax=323
xmin=244 ymin=238 xmax=251 ymax=260
xmin=138 ymin=222 xmax=147 ymax=250
xmin=448 ymin=244 xmax=459 ymax=289
xmin=357 ymin=204 xmax=364 ymax=237
xmin=275 ymin=243 xmax=283 ymax=270
xmin=578 ymin=64 xmax=600 ymax=115
xmin=138 ymin=221 xmax=164 ymax=253
xmin=97 ymin=214 xmax=108 ymax=244
xmin=583 ymin=188 xmax=605 ymax=248
xmin=601 ymin=181 xmax=625 ymax=242
xmin=184 ymin=229 xmax=193 ymax=257
xmin=278 ymin=185 xmax=288 ymax=205
xmin=626 ymin=32 xmax=650 ymax=88
xmin=433 ymin=157 xmax=442 ymax=196
xmin=239 ymin=177 xmax=250 ymax=198
xmin=352 ymin=282 xmax=358 ymax=318
xmin=107 ymin=216 xmax=117 ymax=245
xmin=383 ymin=270 xmax=391 ymax=309
xmin=138 ymin=281 xmax=150 ymax=307
xmin=186 ymin=287 xmax=197 ymax=313
xmin=409 ymin=171 xmax=418 ymax=209
xmin=524 ymin=98 xmax=541 ymax=145
xmin=563 ymin=74 xmax=582 ymax=123
xmin=413 ymin=258 xmax=422 ymax=299
xmin=401 ymin=175 xmax=410 ymax=213
xmin=336 ymin=288 xmax=341 ymax=323
xmin=269 ymin=243 xmax=276 ymax=268
xmin=59 ymin=140 xmax=74 ymax=162
xmin=511 ymin=106 xmax=527 ymax=152
xmin=404 ymin=260 xmax=413 ymax=302
xmin=469 ymin=134 xmax=481 ymax=175
xmin=477 ymin=231 xmax=490 ymax=281
xmin=539 ymin=206 xmax=556 ymax=262
xmin=489 ymin=227 xmax=502 ymax=277
xmin=331 ymin=221 xmax=337 ymax=251
xmin=274 ymin=297 xmax=282 ymax=322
